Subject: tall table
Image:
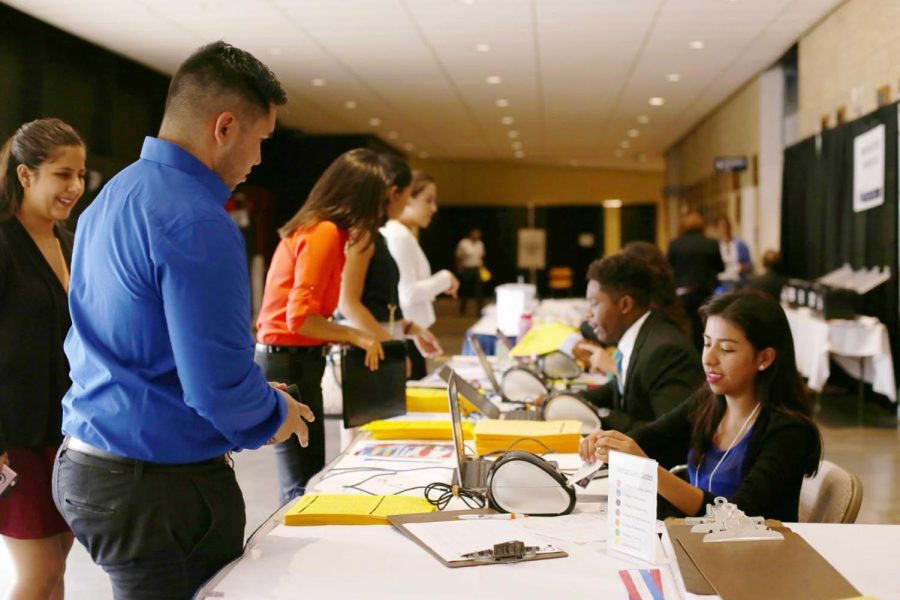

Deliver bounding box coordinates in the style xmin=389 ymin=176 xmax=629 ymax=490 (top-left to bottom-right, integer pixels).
xmin=783 ymin=306 xmax=897 ymax=420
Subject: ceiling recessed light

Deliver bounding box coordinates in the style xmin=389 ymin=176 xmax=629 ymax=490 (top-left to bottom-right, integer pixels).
xmin=511 ymin=141 xmax=523 ymax=149
xmin=627 ymin=128 xmax=640 ymax=138
xmin=368 ymin=117 xmax=382 ymax=127
xmin=508 ymin=130 xmax=519 ymax=139
xmin=344 ymin=100 xmax=357 ymax=109
xmin=501 ymin=116 xmax=514 ymax=125
xmin=602 ymin=199 xmax=623 ymax=209
xmin=311 ymin=78 xmax=327 ymax=87
xmin=637 ymin=115 xmax=650 ymax=124
xmin=667 ymin=73 xmax=681 ymax=82
xmin=496 ymin=98 xmax=510 ymax=107
xmin=689 ymin=40 xmax=705 ymax=50
xmin=649 ymin=97 xmax=665 ymax=106
xmin=419 ymin=151 xmax=429 ymax=159
xmin=486 ymin=75 xmax=502 ymax=85
xmin=614 ymin=149 xmax=624 ymax=158
xmin=388 ymin=131 xmax=399 ymax=140
xmin=404 ymin=142 xmax=414 ymax=151
xmin=269 ymin=47 xmax=283 ymax=56
xmin=475 ymin=43 xmax=491 ymax=52
xmin=514 ymin=150 xmax=525 ymax=159
xmin=620 ymin=140 xmax=631 ymax=148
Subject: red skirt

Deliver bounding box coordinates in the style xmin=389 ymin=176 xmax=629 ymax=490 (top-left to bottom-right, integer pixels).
xmin=0 ymin=446 xmax=70 ymax=539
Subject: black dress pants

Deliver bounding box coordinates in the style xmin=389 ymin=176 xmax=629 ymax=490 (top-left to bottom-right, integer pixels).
xmin=52 ymin=441 xmax=244 ymax=600
xmin=254 ymin=348 xmax=326 ymax=506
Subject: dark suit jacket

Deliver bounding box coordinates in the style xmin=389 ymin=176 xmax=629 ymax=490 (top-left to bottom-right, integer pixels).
xmin=632 ymin=389 xmax=821 ymax=522
xmin=580 ymin=311 xmax=704 ymax=433
xmin=666 ymin=231 xmax=724 ymax=294
xmin=0 ymin=217 xmax=73 ymax=454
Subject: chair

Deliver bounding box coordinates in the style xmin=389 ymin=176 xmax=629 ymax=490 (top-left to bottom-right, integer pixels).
xmin=799 ymin=460 xmax=863 ymax=523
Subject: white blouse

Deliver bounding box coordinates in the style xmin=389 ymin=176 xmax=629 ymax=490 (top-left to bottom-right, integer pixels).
xmin=381 ymin=219 xmax=452 ymax=329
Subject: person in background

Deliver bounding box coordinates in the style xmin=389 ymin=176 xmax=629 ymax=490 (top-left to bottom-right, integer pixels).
xmin=0 ymin=118 xmax=85 ymax=600
xmin=256 ymin=149 xmax=387 ymax=505
xmin=383 ymin=170 xmax=459 ymax=380
xmin=339 ymin=154 xmax=442 ymax=372
xmin=716 ymin=216 xmax=753 ymax=291
xmin=581 ymin=290 xmax=822 ymax=522
xmin=747 ymin=249 xmax=786 ymax=301
xmin=578 ymin=253 xmax=703 ymax=432
xmin=455 ymin=227 xmax=486 ymax=316
xmin=667 ymin=211 xmax=725 ymax=352
xmin=54 ymin=42 xmax=312 ymax=599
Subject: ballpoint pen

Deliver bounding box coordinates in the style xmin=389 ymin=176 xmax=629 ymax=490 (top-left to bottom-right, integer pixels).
xmin=457 ymin=513 xmax=528 ymax=520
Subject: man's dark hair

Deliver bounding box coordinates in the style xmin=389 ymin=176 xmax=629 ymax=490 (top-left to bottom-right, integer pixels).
xmin=164 ymin=41 xmax=287 ymax=120
xmin=586 ymin=252 xmax=655 ymax=308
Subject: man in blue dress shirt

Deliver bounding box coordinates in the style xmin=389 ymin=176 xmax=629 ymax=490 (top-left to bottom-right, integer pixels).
xmin=52 ymin=42 xmax=313 ymax=599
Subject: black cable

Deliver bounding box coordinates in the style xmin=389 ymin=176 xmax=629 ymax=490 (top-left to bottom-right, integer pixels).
xmin=478 ymin=437 xmax=555 ymax=458
xmin=423 ymin=482 xmax=487 ymax=511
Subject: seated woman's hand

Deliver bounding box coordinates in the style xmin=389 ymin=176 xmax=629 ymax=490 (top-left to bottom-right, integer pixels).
xmin=579 ymin=430 xmax=603 ymax=463
xmin=591 ymin=430 xmax=647 ymax=464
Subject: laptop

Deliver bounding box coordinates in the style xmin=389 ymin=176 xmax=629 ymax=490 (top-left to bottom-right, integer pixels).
xmin=439 ymin=366 xmax=542 ymax=421
xmin=469 ymin=334 xmax=548 ymax=404
xmin=447 ymin=373 xmax=491 ymax=491
xmin=495 ymin=328 xmax=515 ymax=352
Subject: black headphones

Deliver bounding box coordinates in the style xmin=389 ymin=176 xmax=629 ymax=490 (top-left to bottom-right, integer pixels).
xmin=486 ymin=451 xmax=576 ymax=516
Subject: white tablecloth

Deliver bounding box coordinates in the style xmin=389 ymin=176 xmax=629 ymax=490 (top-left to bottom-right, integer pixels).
xmin=784 ymin=306 xmax=896 ymax=402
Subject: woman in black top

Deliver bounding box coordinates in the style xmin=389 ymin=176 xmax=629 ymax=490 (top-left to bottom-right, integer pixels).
xmin=0 ymin=118 xmax=86 ymax=599
xmin=581 ymin=290 xmax=822 ymax=522
xmin=339 ymin=154 xmax=442 ymax=379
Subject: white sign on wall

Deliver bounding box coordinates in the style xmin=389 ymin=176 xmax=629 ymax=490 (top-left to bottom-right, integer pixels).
xmin=853 ymin=123 xmax=885 ymax=213
xmin=517 ymin=228 xmax=546 ymax=269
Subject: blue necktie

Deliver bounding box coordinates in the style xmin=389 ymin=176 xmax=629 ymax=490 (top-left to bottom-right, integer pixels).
xmin=613 ymin=349 xmax=624 ymax=394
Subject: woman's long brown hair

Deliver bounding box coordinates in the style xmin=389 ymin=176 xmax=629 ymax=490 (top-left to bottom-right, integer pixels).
xmin=278 ymin=148 xmax=389 ymax=245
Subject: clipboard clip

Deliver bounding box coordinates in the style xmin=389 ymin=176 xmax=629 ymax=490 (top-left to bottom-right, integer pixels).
xmin=461 ymin=540 xmax=540 ymax=563
xmin=685 ymin=496 xmax=784 ymax=543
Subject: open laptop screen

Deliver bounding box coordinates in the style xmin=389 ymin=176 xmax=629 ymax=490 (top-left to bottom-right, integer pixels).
xmin=446 ymin=375 xmax=469 ymax=478
xmin=469 ymin=334 xmax=501 ymax=394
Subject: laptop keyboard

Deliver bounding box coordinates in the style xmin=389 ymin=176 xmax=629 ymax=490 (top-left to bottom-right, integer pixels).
xmin=505 ymin=409 xmax=543 ymax=421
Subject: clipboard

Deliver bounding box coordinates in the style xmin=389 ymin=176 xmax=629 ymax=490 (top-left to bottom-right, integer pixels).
xmin=388 ymin=510 xmax=568 ymax=568
xmin=665 ymin=518 xmax=861 ymax=600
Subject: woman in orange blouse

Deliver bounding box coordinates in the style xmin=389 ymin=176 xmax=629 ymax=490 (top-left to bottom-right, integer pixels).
xmin=256 ymin=149 xmax=386 ymax=504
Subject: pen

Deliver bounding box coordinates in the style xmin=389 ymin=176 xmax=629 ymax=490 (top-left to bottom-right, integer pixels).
xmin=457 ymin=513 xmax=528 ymax=520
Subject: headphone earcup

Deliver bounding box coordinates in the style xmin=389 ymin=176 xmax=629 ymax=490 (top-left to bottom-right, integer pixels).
xmin=486 ymin=451 xmax=576 ymax=516
xmin=542 ymin=393 xmax=602 ymax=434
xmin=539 ymin=351 xmax=583 ymax=379
xmin=500 ymin=367 xmax=547 ymax=402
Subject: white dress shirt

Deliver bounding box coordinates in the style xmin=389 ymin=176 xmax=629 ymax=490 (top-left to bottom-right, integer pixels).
xmin=616 ymin=310 xmax=651 ymax=390
xmin=381 ymin=219 xmax=452 ymax=329
xmin=455 ymin=238 xmax=485 ymax=268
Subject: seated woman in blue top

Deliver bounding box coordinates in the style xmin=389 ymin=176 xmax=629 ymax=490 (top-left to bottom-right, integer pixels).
xmin=580 ymin=289 xmax=822 ymax=522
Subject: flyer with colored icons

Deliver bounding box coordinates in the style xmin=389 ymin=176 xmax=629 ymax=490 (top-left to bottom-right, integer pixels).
xmin=607 ymin=450 xmax=658 ymax=563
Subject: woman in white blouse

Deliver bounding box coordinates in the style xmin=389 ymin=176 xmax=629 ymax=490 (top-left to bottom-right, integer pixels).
xmin=382 ymin=170 xmax=459 ymax=378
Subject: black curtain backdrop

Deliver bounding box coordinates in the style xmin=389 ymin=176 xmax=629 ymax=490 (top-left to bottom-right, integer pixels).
xmin=781 ymin=102 xmax=898 ymax=382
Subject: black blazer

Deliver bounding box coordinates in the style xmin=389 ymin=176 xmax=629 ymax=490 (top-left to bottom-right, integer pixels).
xmin=580 ymin=311 xmax=703 ymax=432
xmin=666 ymin=231 xmax=724 ymax=294
xmin=632 ymin=390 xmax=821 ymax=522
xmin=0 ymin=218 xmax=73 ymax=455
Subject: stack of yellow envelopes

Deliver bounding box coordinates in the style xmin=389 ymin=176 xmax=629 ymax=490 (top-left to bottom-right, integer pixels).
xmin=405 ymin=387 xmax=478 ymax=415
xmin=361 ymin=419 xmax=473 ymax=441
xmin=473 ymin=419 xmax=582 ymax=455
xmin=284 ymin=494 xmax=435 ymax=525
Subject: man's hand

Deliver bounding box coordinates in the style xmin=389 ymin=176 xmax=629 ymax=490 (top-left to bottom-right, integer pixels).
xmin=270 ymin=388 xmax=315 ymax=446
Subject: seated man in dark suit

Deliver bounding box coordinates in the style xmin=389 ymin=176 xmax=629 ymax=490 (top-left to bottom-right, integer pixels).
xmin=580 ymin=252 xmax=704 ymax=433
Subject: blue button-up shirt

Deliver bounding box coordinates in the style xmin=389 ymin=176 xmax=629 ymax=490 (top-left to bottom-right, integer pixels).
xmin=62 ymin=137 xmax=286 ymax=463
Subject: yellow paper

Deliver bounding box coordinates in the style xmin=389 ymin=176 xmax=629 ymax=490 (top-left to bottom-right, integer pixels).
xmin=406 ymin=388 xmax=477 ymax=415
xmin=284 ymin=494 xmax=435 ymax=526
xmin=473 ymin=419 xmax=582 ymax=454
xmin=511 ymin=323 xmax=577 ymax=357
xmin=361 ymin=420 xmax=473 ymax=441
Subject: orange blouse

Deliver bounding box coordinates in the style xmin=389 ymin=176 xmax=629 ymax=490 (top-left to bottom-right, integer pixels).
xmin=256 ymin=220 xmax=349 ymax=346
